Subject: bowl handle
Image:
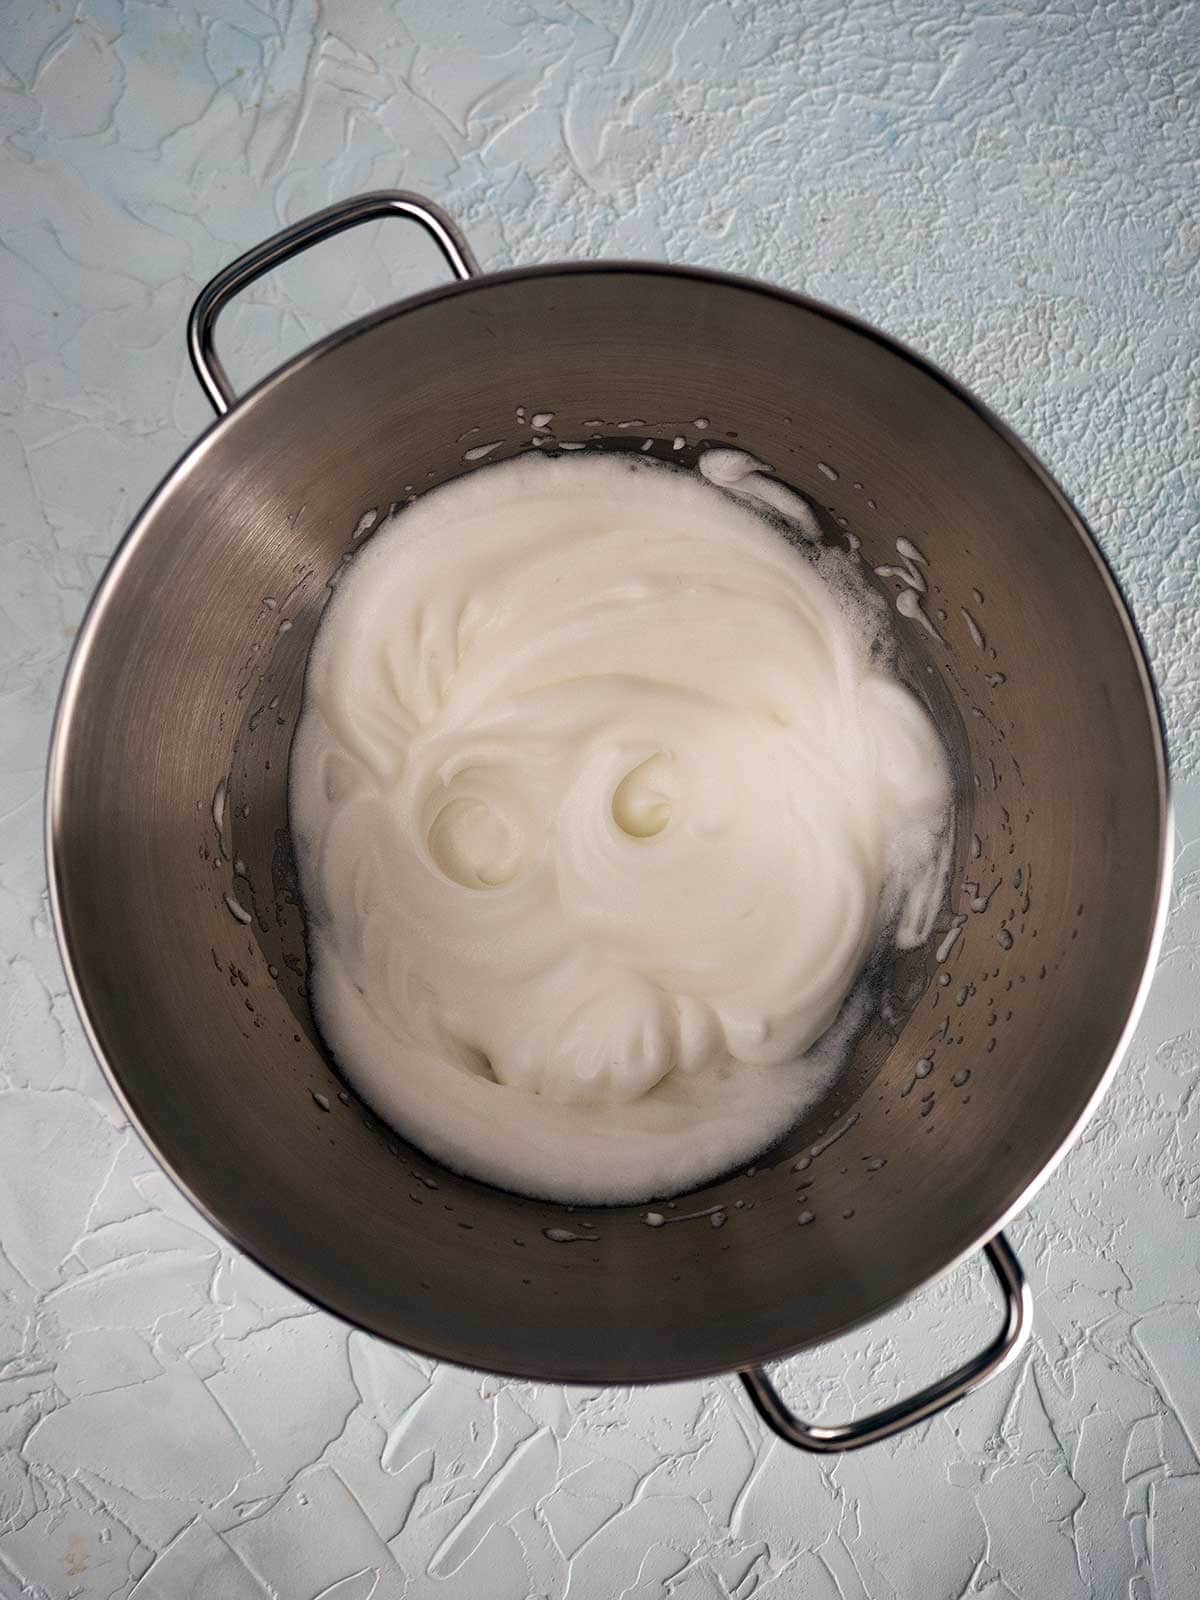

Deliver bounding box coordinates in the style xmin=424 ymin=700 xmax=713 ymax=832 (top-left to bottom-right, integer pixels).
xmin=739 ymin=1231 xmax=1031 ymax=1452
xmin=186 ymin=191 xmax=481 ymax=416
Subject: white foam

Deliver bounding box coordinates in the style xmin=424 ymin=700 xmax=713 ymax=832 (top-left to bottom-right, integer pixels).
xmin=290 ymin=454 xmax=953 ymax=1203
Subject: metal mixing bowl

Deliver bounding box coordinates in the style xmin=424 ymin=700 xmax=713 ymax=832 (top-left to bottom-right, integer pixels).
xmin=46 ymin=193 xmax=1169 ymax=1451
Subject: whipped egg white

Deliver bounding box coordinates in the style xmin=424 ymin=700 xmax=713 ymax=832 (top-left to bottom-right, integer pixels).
xmin=290 ymin=453 xmax=952 ymax=1202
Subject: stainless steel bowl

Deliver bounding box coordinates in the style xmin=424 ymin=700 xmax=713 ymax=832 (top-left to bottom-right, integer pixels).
xmin=46 ymin=192 xmax=1170 ymax=1452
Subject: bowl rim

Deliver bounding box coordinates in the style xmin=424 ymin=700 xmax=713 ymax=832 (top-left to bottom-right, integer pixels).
xmin=44 ymin=258 xmax=1172 ymax=1384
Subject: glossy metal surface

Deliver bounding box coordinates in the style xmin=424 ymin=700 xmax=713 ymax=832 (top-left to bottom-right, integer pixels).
xmin=47 ymin=226 xmax=1170 ymax=1390
xmin=741 ymin=1234 xmax=1032 ymax=1450
xmin=187 ymin=192 xmax=480 ymax=414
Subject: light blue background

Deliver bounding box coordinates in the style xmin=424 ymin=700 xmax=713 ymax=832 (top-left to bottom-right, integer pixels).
xmin=1 ymin=2 xmax=1198 ymax=1596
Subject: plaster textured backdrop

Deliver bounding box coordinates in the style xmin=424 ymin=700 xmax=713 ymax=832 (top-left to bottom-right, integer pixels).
xmin=2 ymin=1 xmax=1199 ymax=1596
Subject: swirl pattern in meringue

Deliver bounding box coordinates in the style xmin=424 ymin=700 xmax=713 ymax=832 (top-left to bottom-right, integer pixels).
xmin=291 ymin=453 xmax=952 ymax=1203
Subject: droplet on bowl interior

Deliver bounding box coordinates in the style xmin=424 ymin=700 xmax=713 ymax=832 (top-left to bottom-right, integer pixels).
xmin=224 ymin=892 xmax=252 ymax=925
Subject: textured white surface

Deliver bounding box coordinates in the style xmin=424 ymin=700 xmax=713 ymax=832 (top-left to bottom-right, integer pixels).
xmin=1 ymin=2 xmax=1198 ymax=1596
